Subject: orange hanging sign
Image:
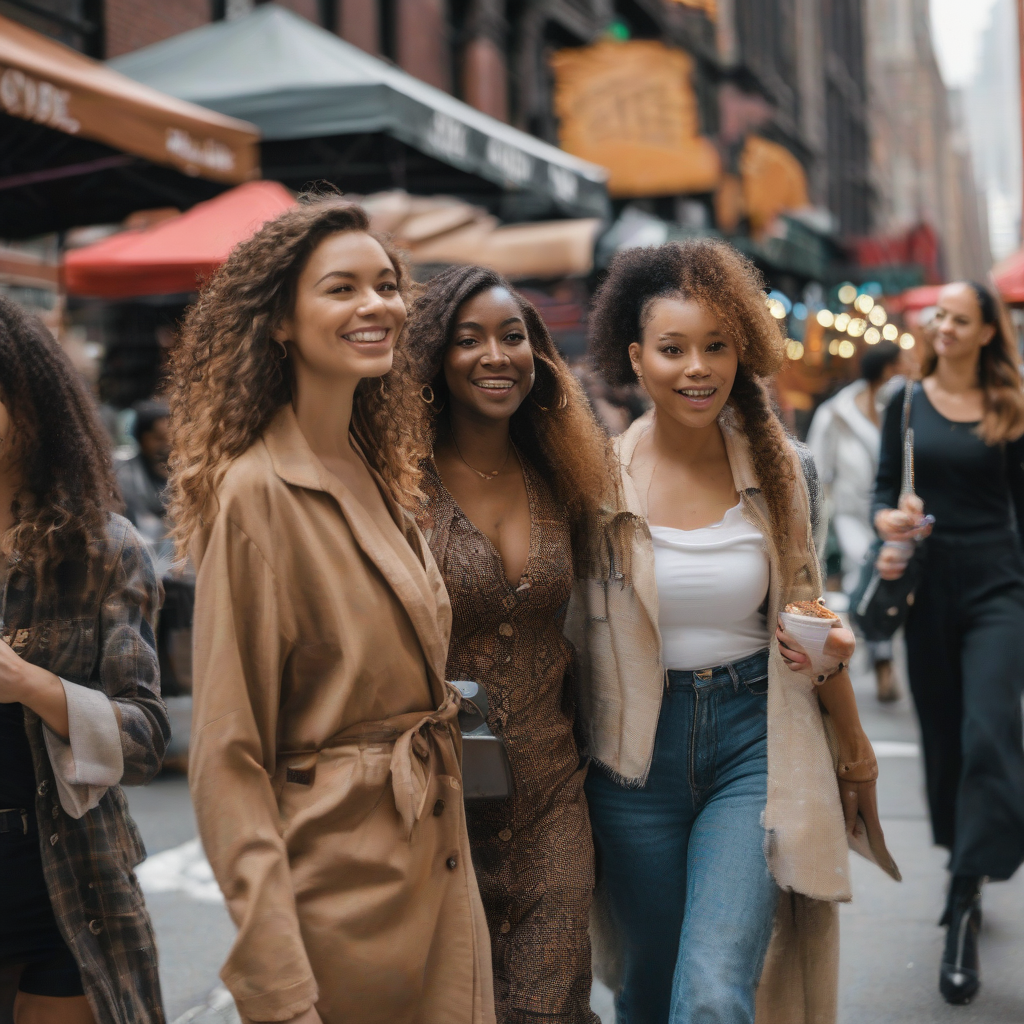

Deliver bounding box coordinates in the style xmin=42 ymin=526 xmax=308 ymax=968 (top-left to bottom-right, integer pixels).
xmin=551 ymin=40 xmax=721 ymax=198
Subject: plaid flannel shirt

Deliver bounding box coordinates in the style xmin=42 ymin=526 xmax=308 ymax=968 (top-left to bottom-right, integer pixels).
xmin=7 ymin=514 xmax=169 ymax=1024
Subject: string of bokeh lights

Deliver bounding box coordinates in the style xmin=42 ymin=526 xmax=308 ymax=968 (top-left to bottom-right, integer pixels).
xmin=766 ymin=281 xmax=916 ymax=363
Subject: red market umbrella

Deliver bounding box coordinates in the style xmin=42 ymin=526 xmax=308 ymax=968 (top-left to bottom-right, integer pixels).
xmin=993 ymin=249 xmax=1024 ymax=304
xmin=63 ymin=180 xmax=296 ymax=298
xmin=888 ymin=284 xmax=944 ymax=314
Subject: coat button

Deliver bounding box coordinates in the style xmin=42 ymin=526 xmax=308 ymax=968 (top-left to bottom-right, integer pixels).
xmin=37 ymin=781 xmax=48 ymax=796
xmin=500 ymin=921 xmax=511 ymax=934
xmin=498 ymin=828 xmax=512 ymax=842
xmin=51 ymin=806 xmax=59 ymax=819
xmin=88 ymin=919 xmax=103 ymax=935
xmin=446 ymin=856 xmax=457 ymax=870
xmin=49 ymin=833 xmax=59 ymax=846
xmin=433 ymin=799 xmax=445 ymax=817
xmin=498 ymin=623 xmax=513 ymax=637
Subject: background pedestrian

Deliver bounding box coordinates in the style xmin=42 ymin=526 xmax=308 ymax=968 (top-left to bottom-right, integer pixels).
xmin=873 ymin=280 xmax=1024 ymax=1005
xmin=807 ymin=342 xmax=904 ymax=700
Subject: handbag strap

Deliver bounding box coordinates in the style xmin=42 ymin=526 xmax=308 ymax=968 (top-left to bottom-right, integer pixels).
xmin=899 ymin=378 xmax=916 ymax=499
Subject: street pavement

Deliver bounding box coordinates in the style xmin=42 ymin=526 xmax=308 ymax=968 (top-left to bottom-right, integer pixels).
xmin=129 ymin=639 xmax=1024 ymax=1024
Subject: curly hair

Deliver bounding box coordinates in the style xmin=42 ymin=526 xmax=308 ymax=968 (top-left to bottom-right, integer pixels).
xmin=167 ymin=196 xmax=416 ymax=557
xmin=919 ymin=281 xmax=1024 ymax=444
xmin=395 ymin=264 xmax=617 ymax=568
xmin=589 ymin=239 xmax=795 ymax=554
xmin=0 ymin=297 xmax=121 ymax=578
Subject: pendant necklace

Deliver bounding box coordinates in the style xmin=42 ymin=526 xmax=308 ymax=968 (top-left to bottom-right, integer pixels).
xmin=450 ymin=424 xmax=512 ymax=481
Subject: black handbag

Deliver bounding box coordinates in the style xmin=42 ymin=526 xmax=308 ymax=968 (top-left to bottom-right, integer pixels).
xmin=451 ymin=680 xmax=513 ymax=803
xmin=850 ymin=380 xmax=925 ymax=642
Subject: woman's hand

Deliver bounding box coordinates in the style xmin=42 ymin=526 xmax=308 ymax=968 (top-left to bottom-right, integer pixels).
xmin=776 ymin=619 xmax=855 ymax=678
xmin=838 ymin=768 xmax=901 ymax=881
xmin=0 ymin=639 xmax=70 ymax=738
xmin=874 ymin=494 xmax=932 ymax=543
xmin=876 ymin=542 xmax=912 ymax=581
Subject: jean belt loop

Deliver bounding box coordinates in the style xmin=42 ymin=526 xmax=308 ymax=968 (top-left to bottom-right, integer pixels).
xmin=727 ymin=662 xmax=741 ymax=692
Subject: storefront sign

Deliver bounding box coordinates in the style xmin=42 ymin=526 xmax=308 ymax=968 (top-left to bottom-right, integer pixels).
xmin=551 ymin=40 xmax=720 ymax=198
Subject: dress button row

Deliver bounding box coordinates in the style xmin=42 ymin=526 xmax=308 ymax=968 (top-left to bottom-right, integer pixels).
xmin=499 ymin=921 xmax=511 ymax=934
xmin=498 ymin=828 xmax=512 ymax=842
xmin=498 ymin=623 xmax=513 ymax=637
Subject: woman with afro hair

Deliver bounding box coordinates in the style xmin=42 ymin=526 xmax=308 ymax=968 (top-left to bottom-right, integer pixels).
xmin=398 ymin=265 xmax=616 ymax=1024
xmin=570 ymin=240 xmax=896 ymax=1024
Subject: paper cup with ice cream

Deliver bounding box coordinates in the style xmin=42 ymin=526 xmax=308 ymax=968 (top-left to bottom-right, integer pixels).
xmin=779 ymin=600 xmax=841 ymax=678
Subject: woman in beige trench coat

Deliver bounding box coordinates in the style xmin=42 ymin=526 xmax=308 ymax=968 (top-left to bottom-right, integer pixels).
xmin=166 ymin=198 xmax=494 ymax=1024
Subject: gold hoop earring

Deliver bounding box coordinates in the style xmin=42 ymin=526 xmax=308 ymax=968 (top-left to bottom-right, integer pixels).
xmin=420 ymin=385 xmax=435 ymax=405
xmin=274 ymin=339 xmax=288 ymax=359
xmin=556 ymin=391 xmax=568 ymax=410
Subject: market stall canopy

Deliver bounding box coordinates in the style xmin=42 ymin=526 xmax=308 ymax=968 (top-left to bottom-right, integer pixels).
xmin=64 ymin=185 xmax=600 ymax=299
xmin=109 ymin=4 xmax=609 ymax=221
xmin=63 ymin=180 xmax=295 ymax=298
xmin=0 ymin=13 xmax=260 ymax=239
xmin=993 ymin=249 xmax=1024 ymax=304
xmin=361 ymin=192 xmax=601 ymax=279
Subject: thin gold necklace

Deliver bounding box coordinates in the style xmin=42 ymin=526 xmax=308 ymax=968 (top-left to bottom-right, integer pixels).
xmin=450 ymin=423 xmax=511 ymax=481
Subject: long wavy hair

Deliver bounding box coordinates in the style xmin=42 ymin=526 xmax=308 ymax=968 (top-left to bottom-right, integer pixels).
xmin=588 ymin=238 xmax=794 ymax=556
xmin=395 ymin=265 xmax=617 ymax=569
xmin=167 ymin=197 xmax=415 ymax=556
xmin=920 ymin=281 xmax=1024 ymax=444
xmin=0 ymin=297 xmax=121 ymax=579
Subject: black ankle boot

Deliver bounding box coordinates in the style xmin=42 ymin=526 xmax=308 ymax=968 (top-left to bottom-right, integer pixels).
xmin=940 ymin=875 xmax=982 ymax=1005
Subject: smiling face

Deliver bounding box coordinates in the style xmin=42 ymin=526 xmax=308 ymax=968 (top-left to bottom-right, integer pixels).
xmin=443 ymin=286 xmax=535 ymax=421
xmin=933 ymin=282 xmax=995 ymax=365
xmin=273 ymin=230 xmax=406 ymax=383
xmin=629 ymin=295 xmax=739 ymax=429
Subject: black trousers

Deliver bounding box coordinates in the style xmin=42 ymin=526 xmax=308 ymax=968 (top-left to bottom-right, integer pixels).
xmin=905 ymin=529 xmax=1024 ymax=880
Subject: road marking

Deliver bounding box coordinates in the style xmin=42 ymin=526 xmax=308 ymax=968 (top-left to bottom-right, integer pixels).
xmin=135 ymin=838 xmax=224 ymax=903
xmin=871 ymin=740 xmax=919 ymax=758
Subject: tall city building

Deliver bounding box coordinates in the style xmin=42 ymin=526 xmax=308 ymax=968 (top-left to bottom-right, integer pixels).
xmin=864 ymin=0 xmax=990 ymax=278
xmin=963 ymin=0 xmax=1021 ymax=261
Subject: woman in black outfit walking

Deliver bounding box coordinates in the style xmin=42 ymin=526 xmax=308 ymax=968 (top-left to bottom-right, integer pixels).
xmin=873 ymin=281 xmax=1024 ymax=1006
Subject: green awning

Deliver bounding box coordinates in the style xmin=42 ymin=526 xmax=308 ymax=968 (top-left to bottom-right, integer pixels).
xmin=110 ymin=4 xmax=609 ymax=220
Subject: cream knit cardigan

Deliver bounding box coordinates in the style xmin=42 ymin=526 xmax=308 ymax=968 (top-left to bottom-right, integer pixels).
xmin=567 ymin=408 xmax=850 ymax=1024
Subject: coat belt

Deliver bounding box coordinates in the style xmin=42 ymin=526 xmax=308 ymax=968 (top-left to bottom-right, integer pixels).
xmin=279 ymin=683 xmax=463 ymax=839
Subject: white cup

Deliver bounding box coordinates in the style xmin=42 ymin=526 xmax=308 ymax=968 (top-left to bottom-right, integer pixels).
xmin=779 ymin=610 xmax=838 ymax=676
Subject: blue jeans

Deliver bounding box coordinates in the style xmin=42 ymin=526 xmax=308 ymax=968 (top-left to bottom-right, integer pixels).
xmin=585 ymin=649 xmax=777 ymax=1024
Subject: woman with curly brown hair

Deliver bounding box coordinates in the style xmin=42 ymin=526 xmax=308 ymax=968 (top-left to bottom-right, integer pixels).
xmin=873 ymin=281 xmax=1024 ymax=1004
xmin=0 ymin=297 xmax=168 ymax=1024
xmin=166 ymin=198 xmax=493 ymax=1024
xmin=399 ymin=265 xmax=614 ymax=1024
xmin=573 ymin=240 xmax=894 ymax=1024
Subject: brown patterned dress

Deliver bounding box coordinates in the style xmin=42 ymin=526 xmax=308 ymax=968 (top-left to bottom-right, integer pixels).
xmin=419 ymin=460 xmax=598 ymax=1024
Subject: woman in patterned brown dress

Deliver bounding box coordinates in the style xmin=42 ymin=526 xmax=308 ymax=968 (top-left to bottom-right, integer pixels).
xmin=399 ymin=266 xmax=616 ymax=1024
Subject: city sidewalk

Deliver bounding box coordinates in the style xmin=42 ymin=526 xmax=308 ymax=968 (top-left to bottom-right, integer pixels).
xmin=128 ymin=640 xmax=1024 ymax=1024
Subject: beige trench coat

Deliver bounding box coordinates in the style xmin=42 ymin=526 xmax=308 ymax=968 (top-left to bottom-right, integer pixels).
xmin=189 ymin=405 xmax=495 ymax=1024
xmin=567 ymin=409 xmax=850 ymax=1024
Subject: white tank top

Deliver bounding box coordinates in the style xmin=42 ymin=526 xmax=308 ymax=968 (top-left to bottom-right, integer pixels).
xmin=650 ymin=500 xmax=770 ymax=671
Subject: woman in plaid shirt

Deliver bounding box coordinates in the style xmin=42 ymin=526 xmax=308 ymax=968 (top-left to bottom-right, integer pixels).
xmin=0 ymin=297 xmax=169 ymax=1024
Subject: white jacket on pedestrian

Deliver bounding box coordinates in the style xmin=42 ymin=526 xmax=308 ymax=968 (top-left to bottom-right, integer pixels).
xmin=806 ymin=379 xmax=884 ymax=591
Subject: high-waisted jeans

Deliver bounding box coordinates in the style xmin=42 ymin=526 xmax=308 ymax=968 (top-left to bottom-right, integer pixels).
xmin=585 ymin=649 xmax=777 ymax=1024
